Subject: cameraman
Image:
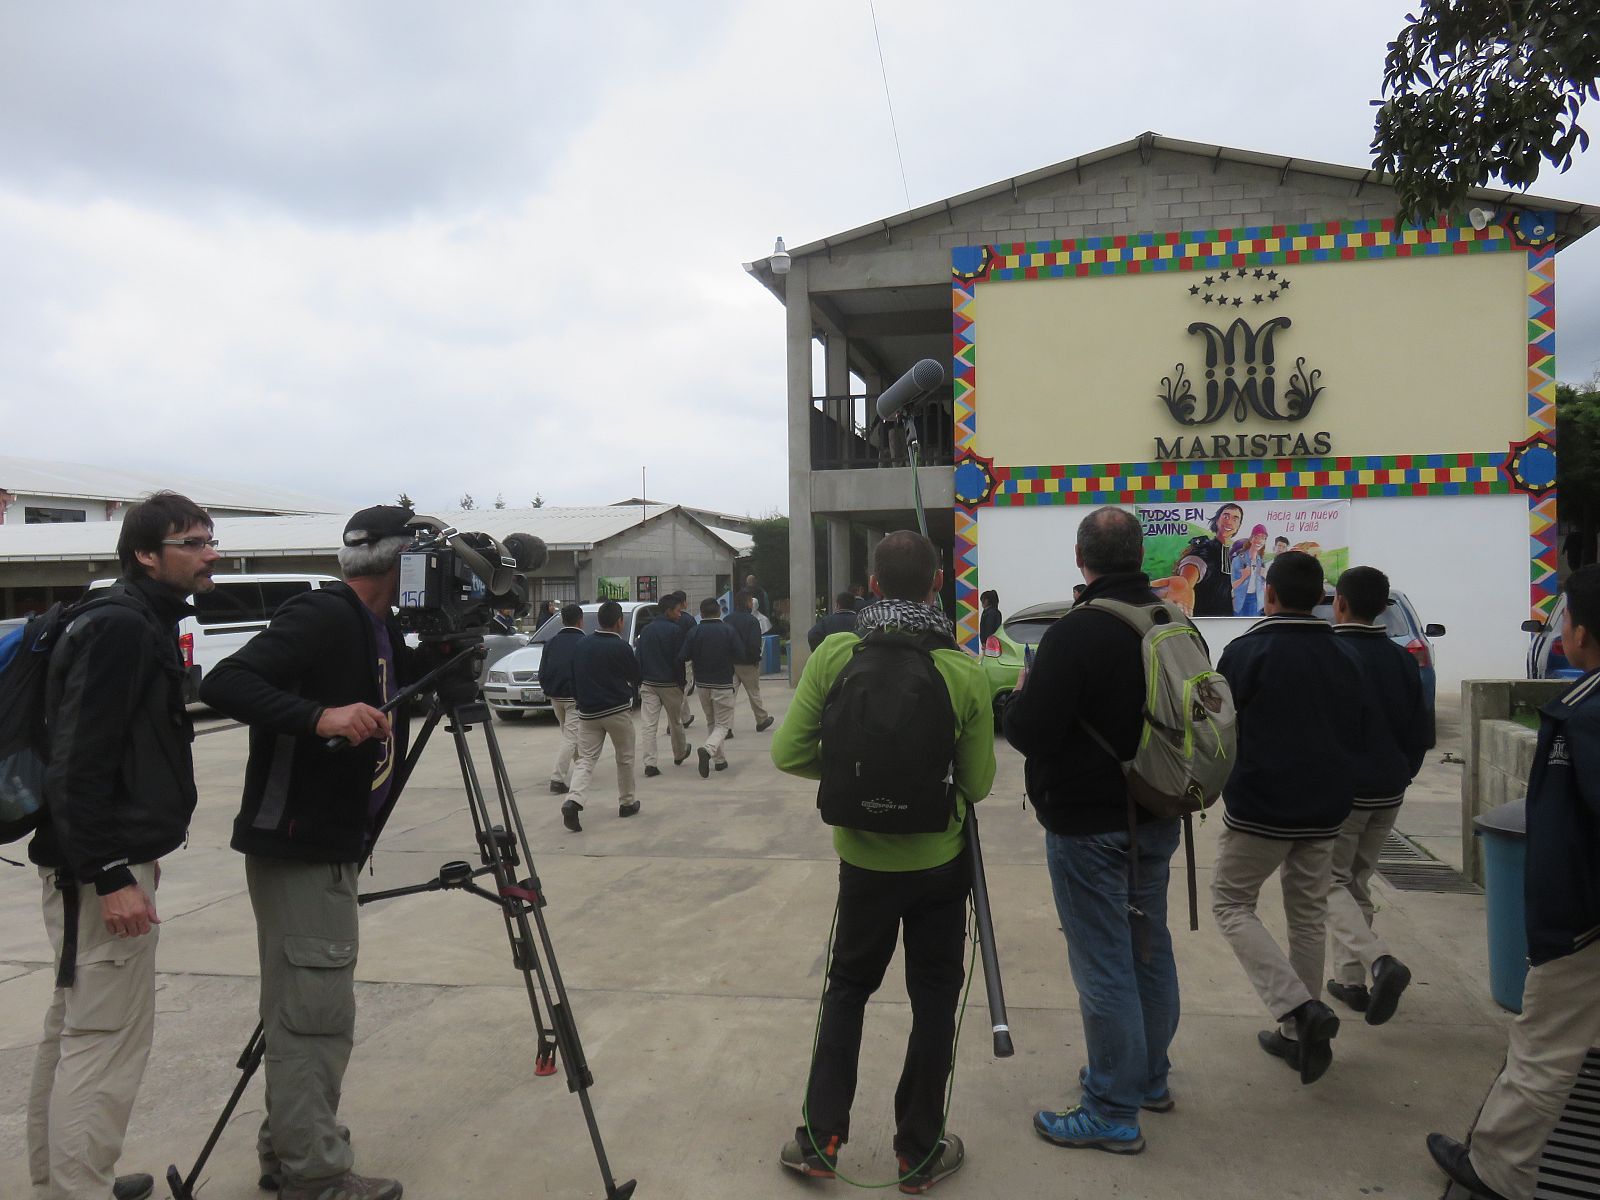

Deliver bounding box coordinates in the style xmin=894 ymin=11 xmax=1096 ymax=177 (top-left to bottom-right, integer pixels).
xmin=200 ymin=505 xmax=424 ymax=1200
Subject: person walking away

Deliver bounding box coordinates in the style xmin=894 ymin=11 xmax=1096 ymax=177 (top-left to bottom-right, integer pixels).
xmin=728 ymin=590 xmax=774 ymax=732
xmin=29 ymin=491 xmax=218 ymax=1200
xmin=1325 ymin=566 xmax=1429 ymax=1024
xmin=978 ymin=590 xmax=1002 ymax=643
xmin=539 ymin=604 xmax=587 ymax=796
xmin=773 ymin=530 xmax=995 ymax=1192
xmin=669 ymin=591 xmax=696 ymax=728
xmin=636 ymin=595 xmax=690 ymax=777
xmin=1212 ymin=550 xmax=1365 ymax=1085
xmin=680 ymin=598 xmax=739 ymax=777
xmin=743 ymin=574 xmax=771 ymax=619
xmin=1428 ymin=565 xmax=1600 ymax=1200
xmin=1001 ymin=506 xmax=1185 ymax=1154
xmin=562 ymin=600 xmax=640 ymax=829
xmin=201 ymin=504 xmax=427 ymax=1200
xmin=808 ymin=593 xmax=860 ymax=651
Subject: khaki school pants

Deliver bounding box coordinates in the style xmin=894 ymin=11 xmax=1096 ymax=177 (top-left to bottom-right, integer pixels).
xmin=1326 ymin=805 xmax=1400 ymax=985
xmin=1212 ymin=825 xmax=1335 ymax=1031
xmin=568 ymin=711 xmax=636 ymax=807
xmin=732 ymin=663 xmax=769 ymax=725
xmin=640 ymin=683 xmax=688 ymax=769
xmin=1469 ymin=937 xmax=1600 ymax=1200
xmin=550 ymin=697 xmax=580 ymax=787
xmin=28 ymin=862 xmax=159 ymax=1200
xmin=698 ymin=686 xmax=736 ymax=763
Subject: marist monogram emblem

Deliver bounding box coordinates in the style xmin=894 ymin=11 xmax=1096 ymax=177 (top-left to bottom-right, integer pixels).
xmin=1158 ymin=269 xmax=1324 ymax=427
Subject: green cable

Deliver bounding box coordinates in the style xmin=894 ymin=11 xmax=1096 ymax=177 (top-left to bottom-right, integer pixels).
xmin=800 ymin=896 xmax=981 ymax=1189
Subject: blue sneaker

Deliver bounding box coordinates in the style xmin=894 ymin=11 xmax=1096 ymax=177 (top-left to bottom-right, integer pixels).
xmin=1033 ymin=1105 xmax=1145 ymax=1154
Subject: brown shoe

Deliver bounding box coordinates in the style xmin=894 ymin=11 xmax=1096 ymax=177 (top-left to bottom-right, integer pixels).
xmin=279 ymin=1173 xmax=402 ymax=1200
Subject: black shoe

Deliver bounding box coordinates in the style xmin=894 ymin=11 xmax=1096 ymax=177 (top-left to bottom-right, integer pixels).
xmin=549 ymin=780 xmax=569 ymax=795
xmin=1326 ymin=980 xmax=1370 ymax=1012
xmin=697 ymin=748 xmax=711 ymax=778
xmin=682 ymin=713 xmax=695 ymax=727
xmin=644 ymin=765 xmax=661 ymax=777
xmin=674 ymin=750 xmax=690 ymax=765
xmin=756 ymin=716 xmax=774 ymax=732
xmin=726 ymin=731 xmax=734 ymax=740
xmin=561 ymin=800 xmax=583 ymax=832
xmin=1258 ymin=1029 xmax=1304 ymax=1073
xmin=114 ymin=1176 xmax=154 ymax=1200
xmin=619 ymin=801 xmax=640 ymax=818
xmin=1289 ymin=999 xmax=1339 ymax=1083
xmin=1427 ymin=1133 xmax=1511 ymax=1200
xmin=714 ymin=760 xmax=728 ymax=771
xmin=1366 ymin=955 xmax=1412 ymax=1027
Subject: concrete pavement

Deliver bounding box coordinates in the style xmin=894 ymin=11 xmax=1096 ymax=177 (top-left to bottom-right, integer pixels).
xmin=2 ymin=685 xmax=1506 ymax=1199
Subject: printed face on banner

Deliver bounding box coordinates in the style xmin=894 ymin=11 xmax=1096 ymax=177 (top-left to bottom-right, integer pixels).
xmin=1138 ymin=500 xmax=1348 ymax=618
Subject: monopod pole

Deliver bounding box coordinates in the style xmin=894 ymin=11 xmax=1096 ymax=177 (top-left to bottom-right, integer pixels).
xmin=901 ymin=412 xmax=1013 ymax=1058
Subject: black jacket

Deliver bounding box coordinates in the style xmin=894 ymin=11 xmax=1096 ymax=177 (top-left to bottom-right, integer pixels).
xmin=1002 ymin=572 xmax=1163 ymax=836
xmin=1525 ymin=669 xmax=1600 ymax=965
xmin=574 ymin=632 xmax=639 ymax=718
xmin=33 ymin=576 xmax=198 ymax=894
xmin=1216 ymin=614 xmax=1365 ymax=839
xmin=636 ymin=615 xmax=686 ymax=687
xmin=808 ymin=609 xmax=859 ymax=651
xmin=726 ymin=609 xmax=763 ymax=665
xmin=680 ymin=618 xmax=738 ymax=687
xmin=200 ymin=582 xmax=421 ymax=863
xmin=979 ymin=606 xmax=1002 ymax=643
xmin=1334 ymin=624 xmax=1429 ymax=804
xmin=539 ymin=626 xmax=586 ymax=700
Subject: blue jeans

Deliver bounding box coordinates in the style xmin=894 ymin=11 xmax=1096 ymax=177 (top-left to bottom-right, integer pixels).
xmin=1046 ymin=821 xmax=1182 ymax=1126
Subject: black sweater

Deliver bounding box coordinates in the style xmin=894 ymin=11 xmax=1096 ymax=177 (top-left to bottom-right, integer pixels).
xmin=574 ymin=632 xmax=640 ymax=718
xmin=1216 ymin=614 xmax=1365 ymax=839
xmin=727 ymin=609 xmax=764 ymax=665
xmin=635 ymin=615 xmax=686 ymax=686
xmin=200 ymin=582 xmax=422 ymax=863
xmin=1525 ymin=670 xmax=1600 ymax=965
xmin=539 ymin=626 xmax=586 ymax=700
xmin=1334 ymin=624 xmax=1430 ymax=804
xmin=680 ymin=618 xmax=738 ymax=687
xmin=1002 ymin=572 xmax=1162 ymax=836
xmin=808 ymin=610 xmax=859 ymax=650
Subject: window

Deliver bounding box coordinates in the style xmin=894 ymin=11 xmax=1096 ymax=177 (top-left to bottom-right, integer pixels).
xmin=25 ymin=507 xmax=86 ymax=524
xmin=259 ymin=581 xmax=313 ymax=617
xmin=193 ymin=583 xmax=266 ymax=626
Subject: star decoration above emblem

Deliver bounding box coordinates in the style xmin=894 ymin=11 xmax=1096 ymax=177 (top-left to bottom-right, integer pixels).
xmin=1203 ymin=294 xmax=1214 ymax=303
xmin=1232 ymin=297 xmax=1244 ymax=307
xmin=1252 ymin=294 xmax=1264 ymax=304
xmin=1189 ymin=285 xmax=1200 ymax=295
xmin=1279 ymin=279 xmax=1291 ymax=290
xmin=1253 ymin=268 xmax=1265 ymax=279
xmin=1268 ymin=290 xmax=1279 ymax=299
xmin=1219 ymin=270 xmax=1231 ymax=281
xmin=1203 ymin=276 xmax=1214 ymax=286
xmin=1266 ymin=270 xmax=1278 ymax=280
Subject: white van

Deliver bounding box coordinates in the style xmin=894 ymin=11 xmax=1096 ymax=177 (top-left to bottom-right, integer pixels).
xmin=88 ymin=574 xmax=338 ymax=703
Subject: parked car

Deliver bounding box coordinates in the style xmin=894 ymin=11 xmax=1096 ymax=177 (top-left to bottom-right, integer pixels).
xmin=483 ymin=601 xmax=660 ymax=720
xmin=982 ymin=600 xmax=1074 ymax=721
xmin=1522 ymin=593 xmax=1584 ymax=681
xmin=90 ymin=573 xmax=339 ymax=704
xmin=1314 ymin=587 xmax=1444 ymax=746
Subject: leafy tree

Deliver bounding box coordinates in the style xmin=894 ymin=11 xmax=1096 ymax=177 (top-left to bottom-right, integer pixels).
xmin=459 ymin=493 xmax=475 ymax=511
xmin=1558 ymin=375 xmax=1600 ymax=565
xmin=494 ymin=493 xmax=507 ymax=509
xmin=396 ymin=492 xmax=414 ymax=509
xmin=1372 ymin=2 xmax=1598 ymax=224
xmin=530 ymin=493 xmax=545 ymax=508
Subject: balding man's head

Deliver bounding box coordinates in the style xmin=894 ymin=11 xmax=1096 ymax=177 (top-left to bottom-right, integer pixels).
xmin=1076 ymin=507 xmax=1144 ymax=575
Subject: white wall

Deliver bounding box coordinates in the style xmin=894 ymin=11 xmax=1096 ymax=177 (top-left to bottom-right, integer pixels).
xmin=3 ymin=494 xmax=110 ymax=524
xmin=976 ymin=492 xmax=1530 ymax=691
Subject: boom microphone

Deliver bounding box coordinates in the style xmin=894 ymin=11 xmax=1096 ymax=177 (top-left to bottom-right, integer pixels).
xmin=503 ymin=533 xmax=547 ymax=572
xmin=874 ymin=358 xmax=945 ymax=422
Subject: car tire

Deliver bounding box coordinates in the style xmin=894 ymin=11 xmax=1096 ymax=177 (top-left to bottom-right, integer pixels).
xmin=494 ymin=709 xmax=526 ymax=722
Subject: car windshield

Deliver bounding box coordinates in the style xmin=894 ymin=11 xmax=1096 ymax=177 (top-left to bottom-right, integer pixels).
xmin=1312 ymin=596 xmax=1412 ymax=638
xmin=532 ymin=613 xmax=604 ymax=642
xmin=1003 ymin=618 xmax=1059 ymax=646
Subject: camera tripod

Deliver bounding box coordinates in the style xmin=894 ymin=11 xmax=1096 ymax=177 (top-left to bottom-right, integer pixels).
xmin=167 ymin=647 xmax=636 ymax=1200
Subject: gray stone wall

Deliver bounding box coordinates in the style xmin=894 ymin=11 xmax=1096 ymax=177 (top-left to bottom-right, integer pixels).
xmin=1459 ymin=679 xmax=1568 ymax=884
xmin=584 ymin=512 xmax=734 ymax=603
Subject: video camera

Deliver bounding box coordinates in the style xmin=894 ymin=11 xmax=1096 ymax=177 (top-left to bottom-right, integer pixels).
xmin=395 ymin=516 xmax=547 ymax=640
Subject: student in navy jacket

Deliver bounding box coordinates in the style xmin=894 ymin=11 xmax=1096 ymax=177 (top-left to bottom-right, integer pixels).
xmin=680 ymin=597 xmax=739 ymax=777
xmin=636 ymin=595 xmax=691 ymax=777
xmin=1211 ymin=551 xmax=1365 ymax=1085
xmin=561 ymin=601 xmax=640 ymax=830
xmin=539 ymin=604 xmax=587 ymax=796
xmin=1324 ymin=566 xmax=1430 ymax=1025
xmin=727 ymin=590 xmax=774 ymax=732
xmin=808 ymin=593 xmax=860 ymax=651
xmin=1429 ymin=566 xmax=1600 ymax=1200
xmin=667 ymin=591 xmax=697 ymax=727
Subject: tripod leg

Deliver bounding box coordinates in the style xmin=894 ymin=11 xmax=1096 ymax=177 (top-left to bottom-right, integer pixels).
xmin=167 ymin=1022 xmax=266 ymax=1199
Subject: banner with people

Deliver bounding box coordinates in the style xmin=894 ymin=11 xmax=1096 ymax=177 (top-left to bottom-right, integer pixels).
xmin=1137 ymin=500 xmax=1349 ymax=617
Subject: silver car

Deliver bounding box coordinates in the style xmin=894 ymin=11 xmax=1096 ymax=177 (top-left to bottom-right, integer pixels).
xmin=483 ymin=601 xmax=660 ymax=720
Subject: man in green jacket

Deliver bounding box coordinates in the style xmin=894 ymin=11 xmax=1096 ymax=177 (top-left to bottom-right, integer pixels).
xmin=772 ymin=530 xmax=996 ymax=1194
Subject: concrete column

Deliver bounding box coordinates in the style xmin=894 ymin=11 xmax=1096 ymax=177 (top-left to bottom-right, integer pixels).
xmin=825 ymin=333 xmax=852 ymax=456
xmin=827 ymin=518 xmax=852 ymax=599
xmin=786 ymin=260 xmax=816 ymax=684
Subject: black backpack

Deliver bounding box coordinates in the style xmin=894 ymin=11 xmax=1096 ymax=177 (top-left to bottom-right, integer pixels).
xmin=817 ymin=630 xmax=958 ymax=834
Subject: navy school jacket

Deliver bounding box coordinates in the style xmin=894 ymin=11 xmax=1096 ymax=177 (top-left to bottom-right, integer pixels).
xmin=1333 ymin=624 xmax=1430 ymax=804
xmin=574 ymin=631 xmax=640 ymax=719
xmin=679 ymin=618 xmax=738 ymax=688
xmin=1524 ymin=669 xmax=1600 ymax=966
xmin=538 ymin=626 xmax=586 ymax=701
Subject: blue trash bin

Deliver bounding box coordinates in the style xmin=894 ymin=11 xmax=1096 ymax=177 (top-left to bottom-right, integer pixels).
xmin=761 ymin=633 xmax=780 ymax=675
xmin=1473 ymin=799 xmax=1529 ymax=1013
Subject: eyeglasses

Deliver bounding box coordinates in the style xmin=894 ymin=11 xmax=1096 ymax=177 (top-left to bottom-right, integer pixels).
xmin=161 ymin=537 xmax=221 ymax=551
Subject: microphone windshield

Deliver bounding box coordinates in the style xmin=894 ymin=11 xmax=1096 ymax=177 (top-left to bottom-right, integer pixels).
xmin=875 ymin=358 xmax=947 ymax=422
xmin=502 ymin=533 xmax=548 ymax=572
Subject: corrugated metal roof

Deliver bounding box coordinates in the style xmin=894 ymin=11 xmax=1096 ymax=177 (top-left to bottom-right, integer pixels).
xmin=0 ymin=455 xmax=340 ymax=514
xmin=0 ymin=504 xmax=749 ymax=562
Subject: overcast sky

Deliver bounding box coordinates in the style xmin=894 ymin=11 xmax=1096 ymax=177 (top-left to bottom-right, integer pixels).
xmin=2 ymin=1 xmax=1597 ymax=517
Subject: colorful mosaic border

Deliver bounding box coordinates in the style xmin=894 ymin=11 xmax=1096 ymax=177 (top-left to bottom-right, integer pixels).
xmin=1527 ymin=243 xmax=1558 ymax=619
xmin=991 ymin=453 xmax=1509 ymax=506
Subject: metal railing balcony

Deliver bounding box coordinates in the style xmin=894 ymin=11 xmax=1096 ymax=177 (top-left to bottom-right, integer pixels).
xmin=810 ymin=394 xmax=955 ymax=471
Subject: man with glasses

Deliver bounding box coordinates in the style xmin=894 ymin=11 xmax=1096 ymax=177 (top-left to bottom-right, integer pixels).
xmin=202 ymin=505 xmax=425 ymax=1200
xmin=28 ymin=491 xmax=218 ymax=1200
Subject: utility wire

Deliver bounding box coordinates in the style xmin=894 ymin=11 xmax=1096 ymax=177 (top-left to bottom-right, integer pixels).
xmin=868 ymin=0 xmax=912 ymax=210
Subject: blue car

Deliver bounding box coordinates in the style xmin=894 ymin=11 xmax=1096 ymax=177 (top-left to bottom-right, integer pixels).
xmin=1315 ymin=588 xmax=1444 ymax=748
xmin=1522 ymin=593 xmax=1584 ymax=681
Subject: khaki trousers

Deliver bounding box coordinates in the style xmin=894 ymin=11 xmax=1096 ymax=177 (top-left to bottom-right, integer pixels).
xmin=1212 ymin=825 xmax=1335 ymax=1030
xmin=28 ymin=863 xmax=158 ymax=1200
xmin=639 ymin=684 xmax=688 ymax=769
xmin=247 ymin=856 xmax=359 ymax=1187
xmin=1469 ymin=938 xmax=1600 ymax=1200
xmin=1326 ymin=805 xmax=1400 ymax=985
xmin=568 ymin=711 xmax=636 ymax=807
xmin=732 ymin=663 xmax=769 ymax=725
xmin=550 ymin=697 xmax=580 ymax=786
xmin=698 ymin=686 xmax=735 ymax=763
